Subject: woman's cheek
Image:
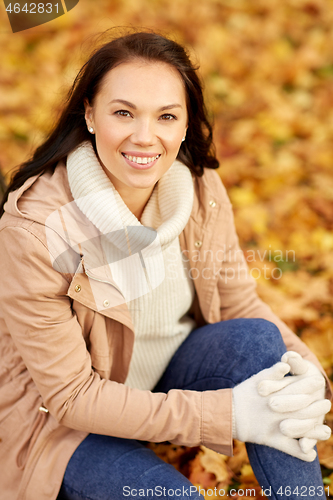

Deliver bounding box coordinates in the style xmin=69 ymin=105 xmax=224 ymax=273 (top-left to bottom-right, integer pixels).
xmin=163 ymin=132 xmax=183 ymax=150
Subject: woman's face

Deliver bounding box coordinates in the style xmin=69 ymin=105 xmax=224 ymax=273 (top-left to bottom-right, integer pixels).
xmin=84 ymin=59 xmax=188 ymax=202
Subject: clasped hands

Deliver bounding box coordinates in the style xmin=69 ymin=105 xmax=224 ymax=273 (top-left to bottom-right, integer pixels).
xmin=232 ymin=351 xmax=332 ymax=462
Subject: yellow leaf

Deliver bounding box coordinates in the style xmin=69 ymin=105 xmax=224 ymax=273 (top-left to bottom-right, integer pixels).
xmin=199 ymin=446 xmax=231 ymax=483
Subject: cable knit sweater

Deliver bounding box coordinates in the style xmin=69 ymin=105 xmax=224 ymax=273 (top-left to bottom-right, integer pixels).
xmin=67 ymin=142 xmax=196 ymax=389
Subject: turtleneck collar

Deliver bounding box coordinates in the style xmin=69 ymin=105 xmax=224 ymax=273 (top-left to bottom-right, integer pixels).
xmin=66 ymin=141 xmax=194 ymax=248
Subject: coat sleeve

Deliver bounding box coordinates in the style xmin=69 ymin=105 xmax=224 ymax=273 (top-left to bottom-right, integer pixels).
xmin=0 ymin=223 xmax=233 ymax=455
xmin=214 ymin=185 xmax=332 ymax=399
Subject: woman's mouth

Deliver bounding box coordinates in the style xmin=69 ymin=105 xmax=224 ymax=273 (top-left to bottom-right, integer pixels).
xmin=121 ymin=153 xmax=161 ymax=169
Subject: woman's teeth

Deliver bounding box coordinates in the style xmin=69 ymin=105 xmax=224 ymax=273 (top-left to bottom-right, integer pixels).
xmin=123 ymin=154 xmax=160 ymax=164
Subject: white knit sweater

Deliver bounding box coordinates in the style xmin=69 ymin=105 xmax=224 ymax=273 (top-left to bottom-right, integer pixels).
xmin=67 ymin=142 xmax=196 ymax=390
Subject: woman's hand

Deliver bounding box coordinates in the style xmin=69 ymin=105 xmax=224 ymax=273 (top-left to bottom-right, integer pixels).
xmin=258 ymin=351 xmax=331 ymax=454
xmin=232 ymin=358 xmax=331 ymax=462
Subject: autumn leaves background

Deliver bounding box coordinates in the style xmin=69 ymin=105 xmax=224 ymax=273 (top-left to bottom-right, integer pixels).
xmin=1 ymin=0 xmax=333 ymax=496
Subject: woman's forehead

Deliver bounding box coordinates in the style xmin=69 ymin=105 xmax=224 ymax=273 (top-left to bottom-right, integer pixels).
xmin=96 ymin=60 xmax=186 ymax=105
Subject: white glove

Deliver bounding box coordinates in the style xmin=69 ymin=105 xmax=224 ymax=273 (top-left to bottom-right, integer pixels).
xmin=232 ymin=361 xmax=318 ymax=462
xmin=258 ymin=351 xmax=327 ymax=402
xmin=258 ymin=351 xmax=331 ymax=452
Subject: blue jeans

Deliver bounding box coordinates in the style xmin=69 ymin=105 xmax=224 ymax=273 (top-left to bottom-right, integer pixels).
xmin=57 ymin=319 xmax=326 ymax=500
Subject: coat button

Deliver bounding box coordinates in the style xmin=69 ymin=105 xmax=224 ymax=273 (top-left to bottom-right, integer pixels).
xmin=194 ymin=240 xmax=202 ymax=248
xmin=75 ymin=284 xmax=81 ymax=293
xmin=209 ymin=200 xmax=216 ymax=208
xmin=103 ymin=300 xmax=110 ymax=308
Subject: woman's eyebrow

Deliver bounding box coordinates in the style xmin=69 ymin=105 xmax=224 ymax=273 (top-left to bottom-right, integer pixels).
xmin=159 ymin=104 xmax=183 ymax=111
xmin=109 ymin=99 xmax=136 ymax=108
xmin=109 ymin=99 xmax=183 ymax=111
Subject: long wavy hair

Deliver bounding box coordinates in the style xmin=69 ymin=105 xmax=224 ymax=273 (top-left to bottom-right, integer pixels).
xmin=0 ymin=30 xmax=219 ymax=216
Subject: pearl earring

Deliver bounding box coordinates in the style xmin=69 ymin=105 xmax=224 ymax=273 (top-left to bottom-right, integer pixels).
xmin=182 ymin=136 xmax=186 ymax=142
xmin=88 ymin=127 xmax=94 ymax=133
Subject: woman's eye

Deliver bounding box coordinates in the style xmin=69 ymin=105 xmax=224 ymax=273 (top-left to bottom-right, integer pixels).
xmin=160 ymin=113 xmax=177 ymax=121
xmin=115 ymin=110 xmax=132 ymax=117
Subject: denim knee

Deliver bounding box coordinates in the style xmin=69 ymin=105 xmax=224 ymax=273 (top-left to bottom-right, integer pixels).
xmin=154 ymin=317 xmax=288 ymax=392
xmin=217 ymin=318 xmax=287 ymax=377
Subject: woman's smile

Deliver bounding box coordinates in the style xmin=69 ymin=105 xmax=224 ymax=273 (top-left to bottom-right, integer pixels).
xmin=121 ymin=152 xmax=161 ymax=169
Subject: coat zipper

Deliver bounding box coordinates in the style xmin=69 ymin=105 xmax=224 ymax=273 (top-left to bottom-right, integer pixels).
xmin=84 ymin=269 xmax=125 ymax=299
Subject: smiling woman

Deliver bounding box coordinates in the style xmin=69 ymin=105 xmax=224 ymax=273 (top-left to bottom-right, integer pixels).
xmin=0 ymin=31 xmax=331 ymax=500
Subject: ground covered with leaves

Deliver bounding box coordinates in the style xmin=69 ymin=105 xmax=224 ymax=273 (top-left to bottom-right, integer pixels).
xmin=1 ymin=0 xmax=333 ymax=497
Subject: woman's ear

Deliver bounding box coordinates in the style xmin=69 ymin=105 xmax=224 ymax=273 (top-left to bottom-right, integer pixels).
xmin=84 ymin=98 xmax=94 ymax=131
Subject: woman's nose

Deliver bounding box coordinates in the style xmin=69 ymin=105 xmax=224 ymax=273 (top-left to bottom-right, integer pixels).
xmin=131 ymin=119 xmax=156 ymax=146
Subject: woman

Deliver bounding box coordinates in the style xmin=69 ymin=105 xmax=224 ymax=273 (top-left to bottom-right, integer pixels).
xmin=0 ymin=31 xmax=331 ymax=500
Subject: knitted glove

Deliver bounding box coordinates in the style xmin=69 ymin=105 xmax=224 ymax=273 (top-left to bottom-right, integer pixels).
xmin=258 ymin=351 xmax=327 ymax=403
xmin=232 ymin=361 xmax=318 ymax=462
xmin=257 ymin=351 xmax=331 ymax=453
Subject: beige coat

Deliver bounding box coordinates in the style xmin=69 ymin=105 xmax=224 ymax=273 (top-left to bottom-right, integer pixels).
xmin=0 ymin=162 xmax=330 ymax=500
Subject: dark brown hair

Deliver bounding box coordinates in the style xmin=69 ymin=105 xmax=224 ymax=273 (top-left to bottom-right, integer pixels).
xmin=0 ymin=30 xmax=219 ymax=216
